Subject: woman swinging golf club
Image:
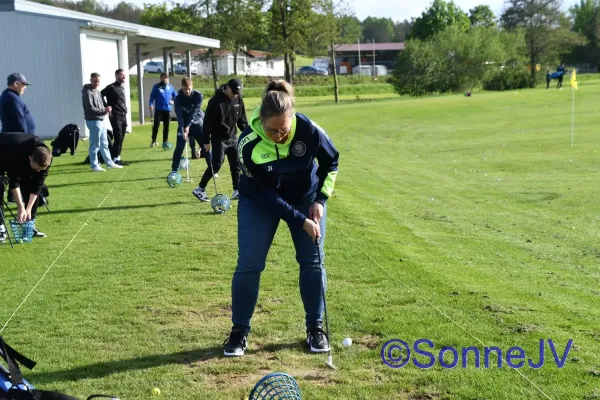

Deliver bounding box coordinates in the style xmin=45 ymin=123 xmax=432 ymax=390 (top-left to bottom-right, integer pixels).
xmin=223 ymin=80 xmax=339 ymax=357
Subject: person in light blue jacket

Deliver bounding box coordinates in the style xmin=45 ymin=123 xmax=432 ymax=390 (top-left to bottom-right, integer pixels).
xmin=149 ymin=73 xmax=176 ymax=148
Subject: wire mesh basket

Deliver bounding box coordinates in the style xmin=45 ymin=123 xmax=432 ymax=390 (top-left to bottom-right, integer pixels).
xmin=211 ymin=194 xmax=231 ymax=214
xmin=167 ymin=172 xmax=182 ymax=188
xmin=9 ymin=220 xmax=35 ymax=243
xmin=248 ymin=372 xmax=302 ymax=400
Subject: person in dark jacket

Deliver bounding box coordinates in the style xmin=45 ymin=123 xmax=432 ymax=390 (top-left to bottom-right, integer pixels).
xmin=171 ymin=77 xmax=211 ymax=173
xmin=149 ymin=73 xmax=176 ymax=148
xmin=192 ymin=79 xmax=248 ymax=202
xmin=82 ymin=72 xmax=122 ymax=172
xmin=223 ymin=80 xmax=339 ymax=357
xmin=0 ymin=73 xmax=36 ymax=134
xmin=101 ymin=69 xmax=128 ymax=165
xmin=0 ymin=133 xmax=53 ymax=240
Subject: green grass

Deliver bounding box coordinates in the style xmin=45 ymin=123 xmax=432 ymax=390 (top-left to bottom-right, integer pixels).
xmin=131 ymin=92 xmax=398 ymax=123
xmin=294 ymin=55 xmax=314 ymax=67
xmin=1 ymin=80 xmax=600 ymax=399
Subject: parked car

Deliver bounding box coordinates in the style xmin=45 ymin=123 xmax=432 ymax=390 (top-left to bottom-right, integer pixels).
xmin=174 ymin=62 xmax=198 ymax=75
xmin=297 ymin=66 xmax=328 ymax=76
xmin=144 ymin=61 xmax=165 ymax=74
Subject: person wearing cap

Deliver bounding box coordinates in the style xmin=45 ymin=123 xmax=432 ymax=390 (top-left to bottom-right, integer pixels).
xmin=149 ymin=73 xmax=176 ymax=149
xmin=0 ymin=73 xmax=36 ymax=134
xmin=192 ymin=78 xmax=248 ymax=202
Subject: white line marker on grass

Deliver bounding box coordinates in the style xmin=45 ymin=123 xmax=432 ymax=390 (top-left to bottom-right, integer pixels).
xmin=0 ymin=149 xmax=149 ymax=334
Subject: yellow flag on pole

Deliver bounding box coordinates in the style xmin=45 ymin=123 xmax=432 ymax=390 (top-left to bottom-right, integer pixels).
xmin=571 ymin=69 xmax=578 ymax=90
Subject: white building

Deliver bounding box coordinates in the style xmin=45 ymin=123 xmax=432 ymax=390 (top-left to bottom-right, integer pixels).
xmin=192 ymin=49 xmax=247 ymax=76
xmin=0 ymin=0 xmax=219 ymax=138
xmin=191 ymin=49 xmax=285 ymax=77
xmin=246 ymin=50 xmax=285 ymax=77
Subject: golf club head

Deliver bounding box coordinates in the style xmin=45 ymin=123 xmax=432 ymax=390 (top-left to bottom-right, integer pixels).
xmin=325 ymin=354 xmax=337 ymax=370
xmin=211 ymin=194 xmax=231 ymax=214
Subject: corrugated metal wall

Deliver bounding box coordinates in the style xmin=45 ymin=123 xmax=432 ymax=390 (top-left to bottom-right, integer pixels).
xmin=0 ymin=11 xmax=85 ymax=138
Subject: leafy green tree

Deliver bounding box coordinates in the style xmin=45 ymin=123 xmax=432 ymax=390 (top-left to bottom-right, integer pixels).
xmin=410 ymin=0 xmax=470 ymax=41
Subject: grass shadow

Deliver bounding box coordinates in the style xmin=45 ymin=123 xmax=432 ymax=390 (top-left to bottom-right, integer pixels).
xmin=40 ymin=201 xmax=187 ymax=215
xmin=48 ymin=177 xmax=162 ymax=189
xmin=27 ymin=346 xmax=225 ymax=384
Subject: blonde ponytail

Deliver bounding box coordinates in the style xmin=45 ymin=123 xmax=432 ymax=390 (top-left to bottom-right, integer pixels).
xmin=260 ymin=80 xmax=295 ymax=119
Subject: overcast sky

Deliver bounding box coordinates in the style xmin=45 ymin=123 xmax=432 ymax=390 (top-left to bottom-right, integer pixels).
xmin=101 ymin=0 xmax=580 ymax=22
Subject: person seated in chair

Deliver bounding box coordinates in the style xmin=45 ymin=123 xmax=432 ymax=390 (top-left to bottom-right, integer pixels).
xmin=0 ymin=133 xmax=52 ymax=240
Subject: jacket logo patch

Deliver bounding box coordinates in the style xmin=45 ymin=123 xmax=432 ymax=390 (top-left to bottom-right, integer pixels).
xmin=268 ymin=166 xmax=273 ymax=172
xmin=292 ymin=141 xmax=306 ymax=157
xmin=261 ymin=153 xmax=270 ymax=159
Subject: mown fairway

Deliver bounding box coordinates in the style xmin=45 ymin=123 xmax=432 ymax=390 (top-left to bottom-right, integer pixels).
xmin=1 ymin=82 xmax=599 ymax=399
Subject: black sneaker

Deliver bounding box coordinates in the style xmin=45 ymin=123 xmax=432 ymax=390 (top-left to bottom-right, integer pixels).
xmin=223 ymin=330 xmax=248 ymax=357
xmin=115 ymin=160 xmax=130 ymax=166
xmin=32 ymin=228 xmax=47 ymax=238
xmin=306 ymin=326 xmax=330 ymax=353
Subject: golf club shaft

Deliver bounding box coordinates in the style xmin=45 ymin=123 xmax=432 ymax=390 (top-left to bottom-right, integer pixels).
xmin=208 ymin=151 xmax=219 ymax=194
xmin=316 ymin=236 xmax=332 ymax=361
xmin=185 ymin=141 xmax=190 ymax=181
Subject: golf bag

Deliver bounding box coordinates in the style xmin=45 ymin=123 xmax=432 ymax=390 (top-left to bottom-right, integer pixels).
xmin=50 ymin=124 xmax=80 ymax=157
xmin=83 ymin=130 xmax=115 ymax=165
xmin=0 ymin=336 xmax=118 ymax=400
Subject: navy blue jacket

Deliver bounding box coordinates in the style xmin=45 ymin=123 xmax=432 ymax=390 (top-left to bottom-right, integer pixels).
xmin=174 ymin=89 xmax=204 ymax=128
xmin=0 ymin=89 xmax=36 ymax=133
xmin=238 ymin=108 xmax=339 ymax=227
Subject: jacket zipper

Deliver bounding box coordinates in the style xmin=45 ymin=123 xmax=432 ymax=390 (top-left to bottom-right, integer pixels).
xmin=275 ymin=144 xmax=280 ymax=160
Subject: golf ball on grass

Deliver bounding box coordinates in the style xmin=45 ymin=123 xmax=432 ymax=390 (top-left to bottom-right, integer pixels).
xmin=342 ymin=338 xmax=352 ymax=348
xmin=151 ymin=387 xmax=161 ymax=396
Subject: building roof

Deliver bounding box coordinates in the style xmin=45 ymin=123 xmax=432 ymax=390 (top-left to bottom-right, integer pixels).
xmin=192 ymin=49 xmax=236 ymax=58
xmin=332 ymin=42 xmax=405 ymax=52
xmin=1 ymin=0 xmax=220 ymax=65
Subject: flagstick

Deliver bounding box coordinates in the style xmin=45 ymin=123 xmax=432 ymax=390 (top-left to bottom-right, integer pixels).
xmin=571 ymin=87 xmax=575 ymax=147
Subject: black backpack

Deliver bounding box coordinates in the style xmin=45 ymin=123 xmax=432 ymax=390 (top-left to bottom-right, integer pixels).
xmin=0 ymin=337 xmax=118 ymax=400
xmin=50 ymin=124 xmax=80 ymax=157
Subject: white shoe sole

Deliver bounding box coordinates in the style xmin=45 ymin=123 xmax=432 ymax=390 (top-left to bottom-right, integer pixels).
xmin=306 ymin=338 xmax=331 ymax=353
xmin=224 ymin=349 xmax=245 ymax=357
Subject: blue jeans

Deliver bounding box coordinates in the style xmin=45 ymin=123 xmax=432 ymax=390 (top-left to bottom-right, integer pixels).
xmin=231 ymin=194 xmax=327 ymax=333
xmin=86 ymin=119 xmax=112 ymax=168
xmin=171 ymin=124 xmax=211 ymax=172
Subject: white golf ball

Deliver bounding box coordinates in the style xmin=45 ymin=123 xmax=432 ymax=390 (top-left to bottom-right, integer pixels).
xmin=342 ymin=338 xmax=352 ymax=348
